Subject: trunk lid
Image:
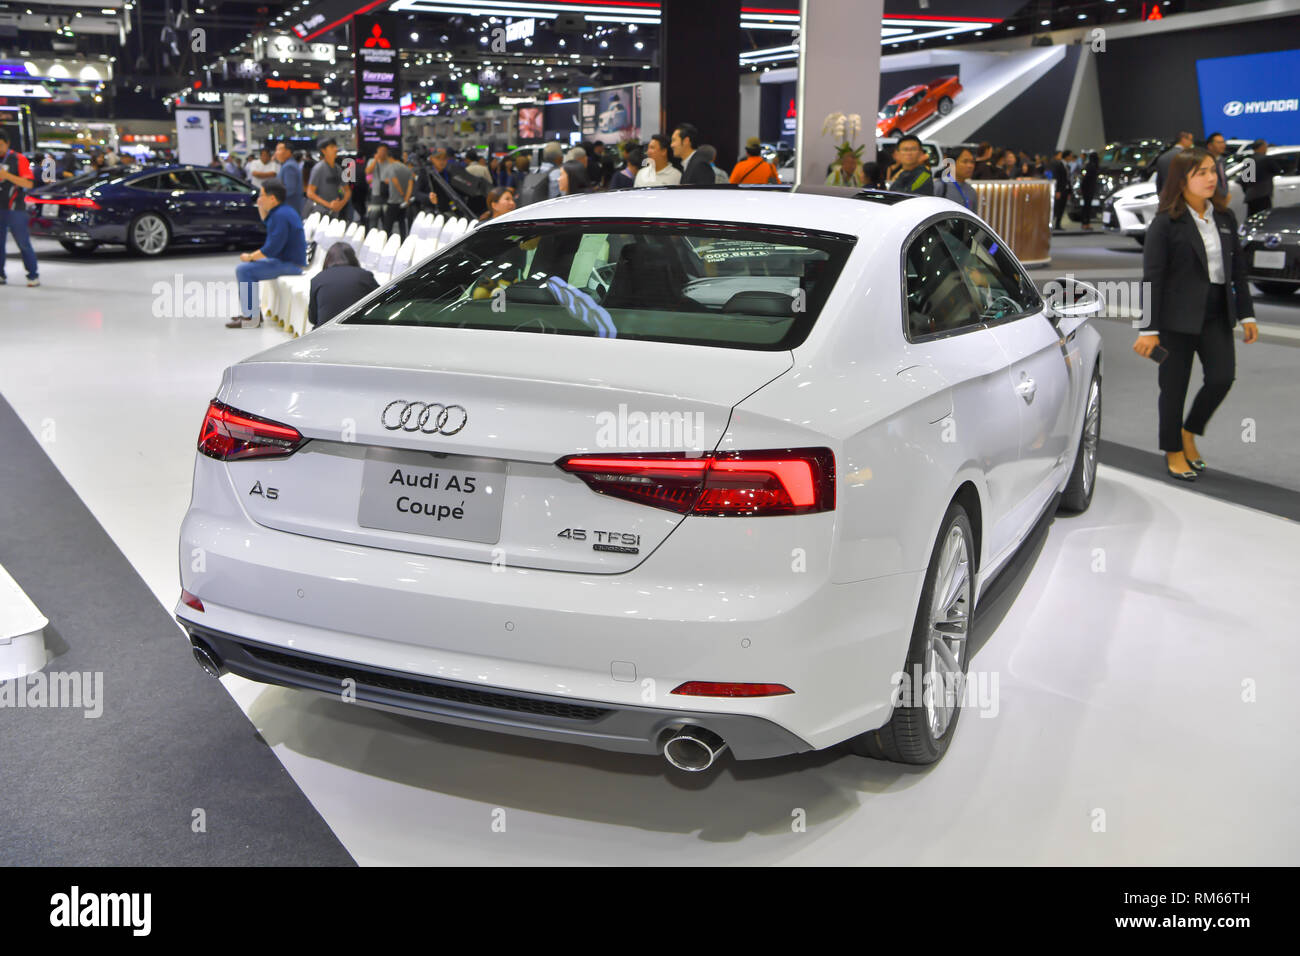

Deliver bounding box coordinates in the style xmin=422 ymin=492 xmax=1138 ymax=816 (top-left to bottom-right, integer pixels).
xmin=218 ymin=325 xmax=792 ymax=572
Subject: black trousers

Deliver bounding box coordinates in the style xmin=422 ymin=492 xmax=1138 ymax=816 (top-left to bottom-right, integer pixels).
xmin=1157 ymin=284 xmax=1236 ymax=452
xmin=1053 ymin=192 xmax=1067 ymax=229
xmin=1245 ymin=195 xmax=1272 ymax=217
xmin=382 ymin=204 xmax=408 ymax=239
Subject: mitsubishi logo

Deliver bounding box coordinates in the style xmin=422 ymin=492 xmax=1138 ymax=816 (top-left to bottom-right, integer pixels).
xmin=364 ymin=23 xmax=390 ymax=48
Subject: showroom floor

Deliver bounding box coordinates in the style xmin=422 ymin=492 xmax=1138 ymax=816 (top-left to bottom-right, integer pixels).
xmin=2 ymin=237 xmax=1298 ymax=865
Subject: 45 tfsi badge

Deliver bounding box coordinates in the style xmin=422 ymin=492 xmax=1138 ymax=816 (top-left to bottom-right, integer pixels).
xmin=557 ymin=528 xmax=641 ymax=554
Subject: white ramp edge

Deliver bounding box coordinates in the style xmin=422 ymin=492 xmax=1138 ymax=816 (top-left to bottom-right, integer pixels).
xmin=0 ymin=563 xmax=48 ymax=681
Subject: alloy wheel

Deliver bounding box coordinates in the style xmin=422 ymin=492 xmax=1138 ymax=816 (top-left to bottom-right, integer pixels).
xmin=134 ymin=215 xmax=168 ymax=255
xmin=925 ymin=524 xmax=971 ymax=740
xmin=1082 ymin=378 xmax=1100 ymax=497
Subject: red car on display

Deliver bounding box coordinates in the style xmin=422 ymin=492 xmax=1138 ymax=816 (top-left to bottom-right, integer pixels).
xmin=876 ymin=76 xmax=962 ymax=138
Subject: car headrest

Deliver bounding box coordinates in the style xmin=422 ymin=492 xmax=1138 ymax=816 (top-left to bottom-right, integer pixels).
xmin=503 ymin=283 xmax=556 ymax=305
xmin=722 ymin=290 xmax=795 ymax=317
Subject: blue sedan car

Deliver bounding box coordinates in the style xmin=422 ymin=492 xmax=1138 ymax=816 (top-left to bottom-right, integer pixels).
xmin=25 ymin=164 xmax=265 ymax=256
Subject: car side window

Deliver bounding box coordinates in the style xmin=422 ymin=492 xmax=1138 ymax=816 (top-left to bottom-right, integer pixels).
xmin=196 ymin=169 xmax=251 ymax=193
xmin=130 ymin=174 xmax=162 ymax=191
xmin=904 ymin=225 xmax=983 ymax=340
xmin=934 ymin=217 xmax=1041 ymax=321
xmin=1274 ymin=153 xmax=1300 ymax=177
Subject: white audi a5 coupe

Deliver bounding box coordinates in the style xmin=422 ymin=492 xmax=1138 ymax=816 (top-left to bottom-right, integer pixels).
xmin=176 ymin=186 xmax=1104 ymax=772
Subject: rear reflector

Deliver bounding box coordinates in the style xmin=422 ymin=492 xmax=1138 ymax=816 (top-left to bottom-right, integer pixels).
xmin=672 ymin=681 xmax=795 ymax=698
xmin=180 ymin=589 xmax=204 ymax=612
xmin=557 ymin=448 xmax=834 ymax=516
xmin=197 ymin=400 xmax=305 ymax=462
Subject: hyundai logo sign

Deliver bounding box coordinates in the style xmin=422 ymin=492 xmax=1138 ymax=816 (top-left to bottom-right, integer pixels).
xmin=1223 ymin=100 xmax=1244 ymax=116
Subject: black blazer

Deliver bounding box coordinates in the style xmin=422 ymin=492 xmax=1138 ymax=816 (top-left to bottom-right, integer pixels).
xmin=680 ymin=151 xmax=715 ymax=186
xmin=309 ymin=265 xmax=379 ymax=328
xmin=1142 ymin=206 xmax=1254 ymax=335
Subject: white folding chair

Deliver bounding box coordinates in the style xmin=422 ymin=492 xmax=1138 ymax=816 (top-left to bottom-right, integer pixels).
xmin=391 ymin=233 xmax=420 ymax=278
xmin=267 ymin=237 xmax=326 ymax=327
xmin=359 ymin=230 xmax=385 ymax=270
xmin=372 ymin=233 xmax=403 ymax=285
xmin=433 ymin=218 xmax=458 ymax=248
xmin=302 ymin=211 xmax=321 ymax=241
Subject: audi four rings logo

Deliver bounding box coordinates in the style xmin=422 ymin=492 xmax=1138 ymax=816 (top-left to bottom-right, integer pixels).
xmin=381 ymin=400 xmax=468 ymax=435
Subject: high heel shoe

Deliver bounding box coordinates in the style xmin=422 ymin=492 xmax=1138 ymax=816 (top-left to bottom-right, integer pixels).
xmin=1188 ymin=458 xmax=1206 ymax=472
xmin=1167 ymin=466 xmax=1197 ymax=482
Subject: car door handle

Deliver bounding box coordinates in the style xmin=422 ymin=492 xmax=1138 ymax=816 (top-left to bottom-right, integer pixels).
xmin=1015 ymin=377 xmax=1036 ymax=404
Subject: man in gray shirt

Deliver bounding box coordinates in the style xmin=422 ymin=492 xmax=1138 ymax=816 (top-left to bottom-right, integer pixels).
xmin=306 ymin=138 xmax=351 ymax=219
xmin=384 ymin=157 xmax=415 ymax=238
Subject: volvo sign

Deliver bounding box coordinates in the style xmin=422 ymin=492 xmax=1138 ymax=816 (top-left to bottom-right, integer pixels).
xmin=254 ymin=31 xmax=336 ymax=64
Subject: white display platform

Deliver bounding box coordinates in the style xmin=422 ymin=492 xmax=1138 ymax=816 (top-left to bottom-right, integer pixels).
xmin=0 ymin=563 xmax=48 ymax=681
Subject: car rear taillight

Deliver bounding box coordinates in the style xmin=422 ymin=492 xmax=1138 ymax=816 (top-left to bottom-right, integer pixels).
xmin=197 ymin=400 xmax=305 ymax=461
xmin=26 ymin=196 xmax=101 ymax=210
xmin=557 ymin=448 xmax=834 ymax=516
xmin=180 ymin=589 xmax=204 ymax=612
xmin=671 ymin=681 xmax=795 ymax=697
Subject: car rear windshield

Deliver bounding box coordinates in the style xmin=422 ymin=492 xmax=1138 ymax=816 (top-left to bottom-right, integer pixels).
xmin=343 ymin=217 xmax=856 ymax=350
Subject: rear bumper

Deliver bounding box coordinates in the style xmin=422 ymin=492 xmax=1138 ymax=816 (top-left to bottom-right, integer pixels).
xmin=177 ymin=450 xmax=926 ymax=756
xmin=26 ymin=213 xmax=118 ymax=244
xmin=182 ymin=621 xmax=813 ymax=760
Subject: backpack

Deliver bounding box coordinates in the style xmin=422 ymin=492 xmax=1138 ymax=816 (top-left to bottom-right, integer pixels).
xmin=447 ymin=165 xmax=488 ymax=197
xmin=517 ymin=167 xmax=551 ymax=206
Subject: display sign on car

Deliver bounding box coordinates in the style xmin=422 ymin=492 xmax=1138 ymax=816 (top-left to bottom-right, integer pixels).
xmin=352 ymin=15 xmax=401 ymax=154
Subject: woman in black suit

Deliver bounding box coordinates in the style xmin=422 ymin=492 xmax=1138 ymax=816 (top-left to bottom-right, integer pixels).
xmin=1134 ymin=147 xmax=1259 ymax=480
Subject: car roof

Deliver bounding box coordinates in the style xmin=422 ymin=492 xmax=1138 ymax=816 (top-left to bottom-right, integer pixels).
xmin=886 ymin=85 xmax=927 ymax=102
xmin=490 ymin=184 xmax=943 ymax=239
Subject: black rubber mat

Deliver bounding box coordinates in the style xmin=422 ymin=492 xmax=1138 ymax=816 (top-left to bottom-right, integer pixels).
xmin=1100 ymin=439 xmax=1300 ymax=523
xmin=0 ymin=394 xmax=355 ymax=866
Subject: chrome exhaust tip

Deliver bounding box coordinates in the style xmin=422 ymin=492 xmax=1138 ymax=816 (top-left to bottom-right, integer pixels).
xmin=190 ymin=637 xmax=224 ymax=679
xmin=662 ymin=726 xmax=728 ymax=772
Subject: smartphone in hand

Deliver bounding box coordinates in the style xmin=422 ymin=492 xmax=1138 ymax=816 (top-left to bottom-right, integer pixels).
xmin=1147 ymin=345 xmax=1169 ymax=364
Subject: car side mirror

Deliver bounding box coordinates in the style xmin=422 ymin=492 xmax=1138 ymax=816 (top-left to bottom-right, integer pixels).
xmin=1043 ymin=276 xmax=1105 ymax=335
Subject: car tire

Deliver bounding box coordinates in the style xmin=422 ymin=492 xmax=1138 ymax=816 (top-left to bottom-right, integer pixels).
xmin=937 ymin=96 xmax=953 ymax=116
xmin=1253 ymin=281 xmax=1298 ymax=296
xmin=1058 ymin=370 xmax=1102 ymax=515
xmin=127 ymin=212 xmax=171 ymax=256
xmin=849 ymin=501 xmax=975 ymax=765
xmin=58 ymin=239 xmax=98 ymax=255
